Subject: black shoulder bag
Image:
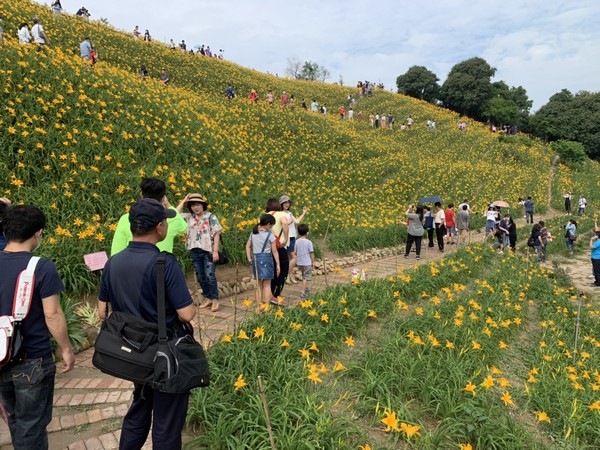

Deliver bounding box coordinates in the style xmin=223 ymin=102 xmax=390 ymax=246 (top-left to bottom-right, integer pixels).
xmin=93 ymin=254 xmax=209 ymax=392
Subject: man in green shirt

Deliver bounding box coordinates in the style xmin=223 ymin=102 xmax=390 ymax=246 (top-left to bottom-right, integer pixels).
xmin=111 ymin=178 xmax=187 ymax=255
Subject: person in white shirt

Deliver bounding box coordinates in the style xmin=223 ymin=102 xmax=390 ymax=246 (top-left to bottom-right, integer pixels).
xmin=578 ymin=195 xmax=587 ymax=215
xmin=18 ymin=22 xmax=32 ymax=44
xmin=31 ymin=18 xmax=50 ymax=48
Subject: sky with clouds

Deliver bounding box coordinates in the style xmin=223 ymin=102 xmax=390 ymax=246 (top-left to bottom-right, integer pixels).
xmin=42 ymin=0 xmax=599 ymax=110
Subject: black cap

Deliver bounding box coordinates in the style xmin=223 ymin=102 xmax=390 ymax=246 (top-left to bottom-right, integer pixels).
xmin=129 ymin=198 xmax=176 ymax=231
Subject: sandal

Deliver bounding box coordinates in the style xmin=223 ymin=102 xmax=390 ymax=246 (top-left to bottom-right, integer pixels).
xmin=199 ymin=300 xmax=213 ymax=309
xmin=210 ymin=302 xmax=220 ymax=312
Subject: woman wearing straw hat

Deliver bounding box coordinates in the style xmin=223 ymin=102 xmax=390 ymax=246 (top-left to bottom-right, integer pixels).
xmin=177 ymin=193 xmax=223 ymax=312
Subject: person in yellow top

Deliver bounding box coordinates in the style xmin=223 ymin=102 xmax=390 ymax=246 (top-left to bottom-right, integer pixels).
xmin=265 ymin=198 xmax=290 ymax=306
xmin=110 ymin=178 xmax=187 ymax=255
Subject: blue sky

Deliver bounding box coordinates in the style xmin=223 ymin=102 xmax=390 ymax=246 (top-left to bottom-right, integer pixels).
xmin=41 ymin=0 xmax=600 ymax=110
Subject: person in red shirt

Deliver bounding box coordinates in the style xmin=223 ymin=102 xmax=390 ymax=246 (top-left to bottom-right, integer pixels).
xmin=338 ymin=106 xmax=345 ymax=119
xmin=281 ymin=91 xmax=289 ymax=106
xmin=445 ymin=203 xmax=456 ymax=245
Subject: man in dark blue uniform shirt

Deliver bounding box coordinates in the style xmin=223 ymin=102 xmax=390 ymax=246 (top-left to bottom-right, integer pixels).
xmin=99 ymin=198 xmax=195 ymax=450
xmin=0 ymin=205 xmax=75 ymax=450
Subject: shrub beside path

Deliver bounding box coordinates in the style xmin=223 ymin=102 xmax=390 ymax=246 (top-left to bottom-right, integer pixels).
xmin=3 ymin=209 xmax=593 ymax=450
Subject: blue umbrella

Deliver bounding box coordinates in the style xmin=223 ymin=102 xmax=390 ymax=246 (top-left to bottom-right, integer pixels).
xmin=419 ymin=196 xmax=443 ymax=204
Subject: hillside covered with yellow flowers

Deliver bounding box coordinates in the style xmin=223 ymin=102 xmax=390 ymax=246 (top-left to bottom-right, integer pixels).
xmin=1 ymin=1 xmax=598 ymax=293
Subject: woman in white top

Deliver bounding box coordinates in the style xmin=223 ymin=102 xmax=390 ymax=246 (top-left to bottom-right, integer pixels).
xmin=18 ymin=22 xmax=32 ymax=45
xmin=485 ymin=206 xmax=499 ymax=237
xmin=279 ymin=195 xmax=308 ymax=283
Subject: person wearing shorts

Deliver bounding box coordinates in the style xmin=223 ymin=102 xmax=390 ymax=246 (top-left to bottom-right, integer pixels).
xmin=293 ymin=224 xmax=315 ymax=299
xmin=246 ymin=214 xmax=280 ymax=311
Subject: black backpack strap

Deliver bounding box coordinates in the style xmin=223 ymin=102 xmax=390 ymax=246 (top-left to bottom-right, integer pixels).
xmin=156 ymin=253 xmax=168 ymax=341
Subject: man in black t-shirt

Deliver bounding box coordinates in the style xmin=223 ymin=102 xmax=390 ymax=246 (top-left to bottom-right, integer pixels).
xmin=0 ymin=205 xmax=74 ymax=450
xmin=99 ymin=198 xmax=195 ymax=449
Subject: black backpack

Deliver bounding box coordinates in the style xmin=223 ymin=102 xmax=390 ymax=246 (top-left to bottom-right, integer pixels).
xmin=527 ymin=234 xmax=536 ymax=248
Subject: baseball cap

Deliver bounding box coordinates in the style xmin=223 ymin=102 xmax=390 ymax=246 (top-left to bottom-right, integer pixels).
xmin=129 ymin=198 xmax=176 ymax=231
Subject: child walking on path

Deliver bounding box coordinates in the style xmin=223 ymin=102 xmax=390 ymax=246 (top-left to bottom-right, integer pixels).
xmin=246 ymin=214 xmax=280 ymax=311
xmin=293 ymin=224 xmax=315 ymax=299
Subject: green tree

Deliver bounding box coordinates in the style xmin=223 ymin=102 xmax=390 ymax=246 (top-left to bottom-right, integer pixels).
xmin=396 ymin=65 xmax=440 ymax=102
xmin=530 ymin=89 xmax=600 ymax=160
xmin=551 ymin=140 xmax=588 ymax=166
xmin=440 ymin=57 xmax=496 ymax=119
xmin=482 ymin=81 xmax=532 ymax=129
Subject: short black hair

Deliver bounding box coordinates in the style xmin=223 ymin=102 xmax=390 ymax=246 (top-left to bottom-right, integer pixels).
xmin=297 ymin=224 xmax=309 ymax=236
xmin=462 ymin=205 xmax=468 ymax=210
xmin=2 ymin=205 xmax=46 ymax=243
xmin=140 ymin=178 xmax=166 ymax=201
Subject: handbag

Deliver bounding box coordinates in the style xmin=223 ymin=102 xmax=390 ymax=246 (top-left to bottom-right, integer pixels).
xmin=216 ymin=247 xmax=229 ymax=265
xmin=93 ymin=254 xmax=209 ymax=392
xmin=209 ymin=213 xmax=228 ymax=265
xmin=154 ymin=255 xmax=209 ymax=393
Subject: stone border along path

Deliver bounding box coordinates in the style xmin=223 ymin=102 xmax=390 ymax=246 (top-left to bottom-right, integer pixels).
xmin=0 ymin=211 xmax=571 ymax=450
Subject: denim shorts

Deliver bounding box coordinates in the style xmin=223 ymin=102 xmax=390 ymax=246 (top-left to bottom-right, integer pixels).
xmin=287 ymin=237 xmax=296 ymax=253
xmin=251 ymin=253 xmax=274 ymax=280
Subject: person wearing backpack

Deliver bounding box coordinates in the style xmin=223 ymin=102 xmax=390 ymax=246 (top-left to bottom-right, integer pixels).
xmin=0 ymin=205 xmax=74 ymax=449
xmin=564 ymin=219 xmax=577 ymax=255
xmin=530 ymin=223 xmax=544 ymax=262
xmin=423 ymin=206 xmax=435 ymax=248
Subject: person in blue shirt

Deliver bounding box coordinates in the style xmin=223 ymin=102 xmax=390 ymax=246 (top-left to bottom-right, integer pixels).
xmin=0 ymin=205 xmax=74 ymax=449
xmin=591 ymin=218 xmax=600 ymax=287
xmin=80 ymin=37 xmax=92 ymax=59
xmin=99 ymin=198 xmax=195 ymax=449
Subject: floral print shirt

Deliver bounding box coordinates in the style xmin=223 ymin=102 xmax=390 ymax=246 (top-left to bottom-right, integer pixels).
xmin=182 ymin=211 xmax=223 ymax=252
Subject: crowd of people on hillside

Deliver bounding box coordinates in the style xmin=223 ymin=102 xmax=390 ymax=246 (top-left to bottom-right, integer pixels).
xmin=222 ymin=85 xmax=452 ymax=134
xmin=131 ymin=24 xmax=225 ymax=59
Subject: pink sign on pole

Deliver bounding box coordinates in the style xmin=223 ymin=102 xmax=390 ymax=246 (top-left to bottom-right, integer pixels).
xmin=83 ymin=251 xmax=108 ymax=271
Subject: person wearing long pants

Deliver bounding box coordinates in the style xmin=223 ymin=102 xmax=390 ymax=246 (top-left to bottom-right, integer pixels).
xmin=403 ymin=205 xmax=424 ymax=260
xmin=271 ymin=247 xmax=289 ymax=298
xmin=264 ymin=198 xmax=290 ymax=306
xmin=434 ymin=202 xmax=445 ymax=252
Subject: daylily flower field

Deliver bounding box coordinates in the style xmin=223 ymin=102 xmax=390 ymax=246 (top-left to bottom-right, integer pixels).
xmin=1 ymin=3 xmax=600 ymax=448
xmin=188 ymin=245 xmax=599 ymax=449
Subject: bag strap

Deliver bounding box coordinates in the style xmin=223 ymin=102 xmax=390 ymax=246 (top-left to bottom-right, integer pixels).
xmin=156 ymin=253 xmax=168 ymax=342
xmin=12 ymin=256 xmax=41 ymax=321
xmin=259 ymin=231 xmax=271 ymax=253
